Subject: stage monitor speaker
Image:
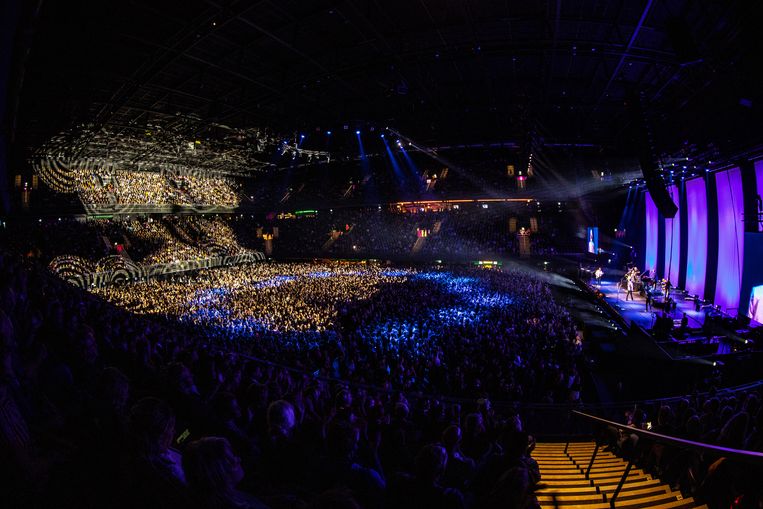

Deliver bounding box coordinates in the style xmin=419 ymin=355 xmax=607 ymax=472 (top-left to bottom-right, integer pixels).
xmin=625 ymin=90 xmax=678 ymax=218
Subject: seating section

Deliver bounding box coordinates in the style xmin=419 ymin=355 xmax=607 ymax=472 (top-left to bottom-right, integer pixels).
xmin=534 ymin=442 xmax=707 ymax=508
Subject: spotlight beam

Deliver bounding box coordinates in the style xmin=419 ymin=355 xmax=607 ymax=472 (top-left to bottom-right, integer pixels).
xmin=387 ymin=128 xmax=507 ymax=199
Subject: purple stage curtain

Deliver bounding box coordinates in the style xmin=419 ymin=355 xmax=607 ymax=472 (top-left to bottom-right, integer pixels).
xmin=756 ymin=159 xmax=763 ymax=232
xmin=685 ymin=177 xmax=707 ymax=297
xmin=664 ymin=185 xmax=681 ymax=284
xmin=645 ymin=191 xmax=658 ymax=275
xmin=714 ymin=168 xmax=744 ymax=314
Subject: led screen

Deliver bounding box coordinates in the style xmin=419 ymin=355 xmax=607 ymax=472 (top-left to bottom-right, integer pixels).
xmin=586 ymin=227 xmax=599 ymax=254
xmin=741 ymin=233 xmax=763 ymax=324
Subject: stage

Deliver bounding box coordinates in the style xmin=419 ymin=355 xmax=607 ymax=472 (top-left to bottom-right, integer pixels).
xmin=578 ymin=268 xmax=761 ymax=361
xmin=589 ymin=271 xmax=707 ymax=331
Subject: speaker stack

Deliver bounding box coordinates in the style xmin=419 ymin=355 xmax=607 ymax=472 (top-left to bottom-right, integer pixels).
xmin=625 ymin=89 xmax=678 ymax=218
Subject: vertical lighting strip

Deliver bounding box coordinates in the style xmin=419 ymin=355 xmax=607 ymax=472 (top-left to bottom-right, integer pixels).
xmin=663 ymin=185 xmax=681 ymax=285
xmin=685 ymin=177 xmax=707 ymax=297
xmin=645 ymin=191 xmax=658 ymax=274
xmin=756 ymin=159 xmax=763 ymax=232
xmin=714 ymin=168 xmax=745 ymax=314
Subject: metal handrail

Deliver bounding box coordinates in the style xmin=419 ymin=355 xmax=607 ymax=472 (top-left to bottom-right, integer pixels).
xmin=572 ymin=410 xmax=763 ymax=464
xmin=570 ymin=409 xmax=763 ymax=507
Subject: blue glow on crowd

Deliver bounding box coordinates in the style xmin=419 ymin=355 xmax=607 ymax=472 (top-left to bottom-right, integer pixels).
xmin=179 ymin=270 xmax=515 ymax=358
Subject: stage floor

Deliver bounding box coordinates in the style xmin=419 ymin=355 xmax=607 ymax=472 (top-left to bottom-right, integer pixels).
xmin=592 ymin=275 xmax=707 ymax=331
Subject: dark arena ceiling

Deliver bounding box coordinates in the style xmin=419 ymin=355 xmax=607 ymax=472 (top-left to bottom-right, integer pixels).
xmin=8 ymin=0 xmax=763 ymax=171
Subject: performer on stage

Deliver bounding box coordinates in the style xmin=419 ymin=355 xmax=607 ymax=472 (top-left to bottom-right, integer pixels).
xmin=626 ymin=273 xmax=635 ymax=301
xmin=662 ymin=278 xmax=672 ymax=300
xmin=594 ymin=267 xmax=603 ymax=286
xmin=645 ymin=291 xmax=652 ymax=311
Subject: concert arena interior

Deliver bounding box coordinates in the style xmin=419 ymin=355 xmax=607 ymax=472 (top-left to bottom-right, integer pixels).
xmin=2 ymin=1 xmax=763 ymax=508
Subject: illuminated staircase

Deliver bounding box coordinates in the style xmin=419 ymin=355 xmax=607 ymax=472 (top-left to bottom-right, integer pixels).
xmin=322 ymin=228 xmax=349 ymax=252
xmin=534 ymin=442 xmax=706 ymax=508
xmin=412 ymin=236 xmax=426 ymax=254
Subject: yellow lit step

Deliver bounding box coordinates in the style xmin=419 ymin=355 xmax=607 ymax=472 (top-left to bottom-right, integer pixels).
xmin=610 ymin=493 xmax=688 ymax=508
xmin=537 ymin=486 xmax=600 ymax=495
xmin=597 ymin=478 xmax=660 ymax=493
xmin=537 ymin=493 xmax=605 ymax=503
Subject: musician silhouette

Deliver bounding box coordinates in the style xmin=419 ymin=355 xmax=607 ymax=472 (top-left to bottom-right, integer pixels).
xmin=662 ymin=279 xmax=672 ymax=300
xmin=625 ymin=273 xmax=635 ymax=301
xmin=594 ymin=267 xmax=603 ymax=285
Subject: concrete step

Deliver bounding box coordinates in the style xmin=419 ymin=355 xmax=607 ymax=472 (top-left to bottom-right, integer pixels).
xmin=540 ymin=469 xmax=585 ymax=475
xmin=611 ymin=493 xmax=692 ymax=509
xmin=598 ymin=478 xmax=660 ymax=493
xmin=612 ymin=485 xmax=671 ymax=501
xmin=588 ymin=470 xmax=647 ymax=481
xmin=537 ymin=486 xmax=600 ymax=496
xmin=535 ymin=443 xmax=703 ymax=508
xmin=567 ymin=452 xmax=621 ymax=461
xmin=587 ymin=465 xmax=639 ymax=475
xmin=542 ymin=479 xmax=596 ymax=488
xmin=537 ymin=493 xmax=606 ymax=504
xmin=571 ymin=458 xmax=627 ymax=467
xmin=541 ymin=493 xmax=686 ymax=509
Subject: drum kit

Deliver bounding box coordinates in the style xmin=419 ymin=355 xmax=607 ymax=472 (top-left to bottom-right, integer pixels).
xmin=617 ymin=266 xmax=668 ymax=297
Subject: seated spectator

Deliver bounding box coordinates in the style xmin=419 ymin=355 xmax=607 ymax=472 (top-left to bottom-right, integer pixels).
xmin=259 ymin=400 xmax=305 ymax=495
xmin=310 ymin=489 xmax=363 ymax=509
xmin=477 ymin=430 xmax=539 ymax=509
xmin=440 ymin=425 xmax=476 ymax=492
xmin=121 ymin=397 xmax=190 ymax=509
xmin=183 ymin=436 xmax=269 ymax=509
xmin=388 ymin=443 xmax=464 ymax=509
xmin=314 ymin=420 xmax=385 ymax=509
xmin=211 ymin=391 xmax=260 ymax=469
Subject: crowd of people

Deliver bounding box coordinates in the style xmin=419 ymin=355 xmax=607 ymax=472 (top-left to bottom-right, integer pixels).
xmin=89 ymin=262 xmax=583 ymax=402
xmin=1 ymin=207 xmax=762 ymax=507
xmin=15 ymin=216 xmax=257 ymax=269
xmin=326 ymin=211 xmax=418 ymax=258
xmin=124 ymin=218 xmax=209 ymax=264
xmin=173 ymin=175 xmax=242 ymax=208
xmin=0 ymin=247 xmax=566 ymax=509
xmin=21 ymin=199 xmax=576 ymax=267
xmin=69 ymin=169 xmax=241 ymax=208
xmin=244 ymin=206 xmax=576 ymax=261
xmin=420 ymin=209 xmax=517 ymax=259
xmin=184 ymin=216 xmax=251 ymax=257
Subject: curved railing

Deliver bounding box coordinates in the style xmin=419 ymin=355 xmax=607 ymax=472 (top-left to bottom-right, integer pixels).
xmin=572 ymin=409 xmax=763 ymax=463
xmin=570 ymin=409 xmax=763 ymax=506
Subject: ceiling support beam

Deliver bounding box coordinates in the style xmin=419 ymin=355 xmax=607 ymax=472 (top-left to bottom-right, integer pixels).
xmin=593 ymin=0 xmax=654 ymax=110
